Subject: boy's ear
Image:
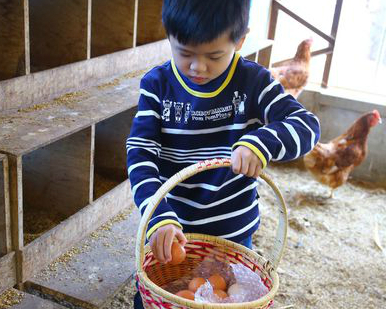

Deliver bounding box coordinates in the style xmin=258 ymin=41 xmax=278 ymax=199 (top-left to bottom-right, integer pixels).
xmin=235 ymin=28 xmax=250 ymax=51
xmin=235 ymin=35 xmax=247 ymax=51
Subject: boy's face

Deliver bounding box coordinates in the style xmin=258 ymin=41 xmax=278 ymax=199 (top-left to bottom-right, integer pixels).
xmin=169 ymin=32 xmax=245 ymax=85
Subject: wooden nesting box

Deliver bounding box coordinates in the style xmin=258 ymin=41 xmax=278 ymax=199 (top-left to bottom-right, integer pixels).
xmin=0 ymin=154 xmax=17 ymax=293
xmin=0 ymin=72 xmax=144 ymax=282
xmin=91 ymin=0 xmax=136 ymax=57
xmin=94 ymin=108 xmax=137 ymax=199
xmin=137 ymin=0 xmax=166 ymax=46
xmin=0 ymin=1 xmax=27 ymax=80
xmin=29 ymin=0 xmax=89 ymax=72
xmin=0 ymin=0 xmax=180 ymax=293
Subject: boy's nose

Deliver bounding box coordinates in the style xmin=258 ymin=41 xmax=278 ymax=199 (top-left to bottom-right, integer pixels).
xmin=190 ymin=59 xmax=206 ymax=73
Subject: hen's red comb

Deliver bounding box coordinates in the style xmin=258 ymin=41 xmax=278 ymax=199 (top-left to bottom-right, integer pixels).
xmin=372 ymin=109 xmax=382 ymax=125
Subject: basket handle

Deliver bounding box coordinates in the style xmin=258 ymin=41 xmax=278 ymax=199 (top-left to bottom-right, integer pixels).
xmin=135 ymin=158 xmax=287 ymax=272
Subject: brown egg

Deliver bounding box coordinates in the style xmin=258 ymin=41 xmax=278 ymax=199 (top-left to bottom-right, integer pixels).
xmin=176 ymin=289 xmax=195 ymax=300
xmin=170 ymin=242 xmax=186 ymax=265
xmin=208 ymin=274 xmax=227 ymax=291
xmin=188 ymin=277 xmax=206 ymax=292
xmin=213 ymin=289 xmax=228 ymax=299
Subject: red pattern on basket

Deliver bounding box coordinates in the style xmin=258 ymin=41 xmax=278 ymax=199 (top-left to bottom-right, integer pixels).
xmin=138 ymin=279 xmax=180 ymax=309
xmin=197 ymin=158 xmax=231 ymax=170
xmin=138 ymin=274 xmax=273 ymax=308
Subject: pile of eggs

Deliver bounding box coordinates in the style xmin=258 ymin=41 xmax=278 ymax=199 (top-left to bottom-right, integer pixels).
xmin=176 ymin=273 xmax=228 ymax=300
xmin=163 ymin=242 xmax=243 ymax=302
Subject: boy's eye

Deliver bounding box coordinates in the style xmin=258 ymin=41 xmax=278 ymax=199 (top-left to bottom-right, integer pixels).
xmin=180 ymin=53 xmax=191 ymax=58
xmin=209 ymin=56 xmax=222 ymax=61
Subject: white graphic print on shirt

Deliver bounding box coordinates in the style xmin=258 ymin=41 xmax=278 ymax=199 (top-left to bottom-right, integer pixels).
xmin=162 ymin=92 xmax=247 ymax=124
xmin=232 ymin=91 xmax=246 ymax=115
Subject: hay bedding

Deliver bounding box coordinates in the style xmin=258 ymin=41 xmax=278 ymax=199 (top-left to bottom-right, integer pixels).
xmin=106 ymin=163 xmax=386 ymax=309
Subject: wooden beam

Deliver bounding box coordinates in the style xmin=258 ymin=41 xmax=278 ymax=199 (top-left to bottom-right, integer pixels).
xmin=8 ymin=156 xmax=23 ymax=252
xmin=322 ymin=0 xmax=343 ymax=88
xmin=0 ymin=39 xmax=171 ymax=111
xmin=0 ymin=155 xmax=11 ymax=255
xmin=274 ymin=0 xmax=335 ymax=44
xmin=272 ymin=47 xmax=333 ymax=68
xmin=133 ymin=0 xmax=138 ymax=47
xmin=24 ymin=0 xmax=30 ymax=75
xmin=7 ymin=155 xmax=23 ymax=286
xmin=89 ymin=125 xmax=95 ymax=204
xmin=87 ymin=0 xmax=92 ymax=60
xmin=258 ymin=0 xmax=278 ymax=68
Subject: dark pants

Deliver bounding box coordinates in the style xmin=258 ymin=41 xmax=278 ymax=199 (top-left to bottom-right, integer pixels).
xmin=134 ymin=235 xmax=253 ymax=309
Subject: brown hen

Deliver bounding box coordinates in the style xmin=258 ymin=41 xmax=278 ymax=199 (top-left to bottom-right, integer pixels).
xmin=270 ymin=38 xmax=313 ymax=98
xmin=303 ymin=110 xmax=382 ymax=197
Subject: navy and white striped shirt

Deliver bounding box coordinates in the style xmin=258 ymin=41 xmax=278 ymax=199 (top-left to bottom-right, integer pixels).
xmin=127 ymin=53 xmax=320 ymax=242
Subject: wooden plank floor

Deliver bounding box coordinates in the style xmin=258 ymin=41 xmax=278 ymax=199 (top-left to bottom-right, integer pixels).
xmin=28 ymin=204 xmax=140 ymax=308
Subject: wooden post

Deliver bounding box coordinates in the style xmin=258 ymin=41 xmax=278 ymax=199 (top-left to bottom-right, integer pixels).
xmin=24 ymin=0 xmax=30 ymax=75
xmin=258 ymin=0 xmax=278 ymax=68
xmin=8 ymin=155 xmax=24 ymax=287
xmin=322 ymin=0 xmax=343 ymax=88
xmin=87 ymin=0 xmax=92 ymax=60
xmin=0 ymin=155 xmax=11 ymax=256
xmin=133 ymin=0 xmax=138 ymax=48
xmin=89 ymin=125 xmax=95 ymax=203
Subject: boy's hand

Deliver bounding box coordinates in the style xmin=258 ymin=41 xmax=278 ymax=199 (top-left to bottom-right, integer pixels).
xmin=149 ymin=224 xmax=187 ymax=264
xmin=231 ymin=145 xmax=263 ymax=178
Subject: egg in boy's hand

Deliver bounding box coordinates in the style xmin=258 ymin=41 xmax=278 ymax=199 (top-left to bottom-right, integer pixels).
xmin=170 ymin=242 xmax=186 ymax=265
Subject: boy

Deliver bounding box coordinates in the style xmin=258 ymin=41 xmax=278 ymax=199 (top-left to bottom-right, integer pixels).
xmin=127 ymin=0 xmax=320 ymax=307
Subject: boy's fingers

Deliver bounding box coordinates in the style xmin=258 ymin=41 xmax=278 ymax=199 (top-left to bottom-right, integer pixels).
xmin=157 ymin=231 xmax=166 ymax=263
xmin=254 ymin=165 xmax=261 ymax=178
xmin=254 ymin=158 xmax=263 ymax=178
xmin=164 ymin=231 xmax=174 ymax=263
xmin=175 ymin=229 xmax=187 ymax=246
xmin=247 ymin=160 xmax=256 ymax=177
xmin=231 ymin=152 xmax=241 ymax=174
xmin=241 ymin=157 xmax=250 ymax=175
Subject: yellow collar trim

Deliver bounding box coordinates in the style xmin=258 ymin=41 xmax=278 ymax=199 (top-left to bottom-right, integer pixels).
xmin=171 ymin=53 xmax=240 ymax=98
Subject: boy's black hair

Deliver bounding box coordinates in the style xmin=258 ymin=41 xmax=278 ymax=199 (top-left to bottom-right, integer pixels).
xmin=162 ymin=0 xmax=251 ymax=45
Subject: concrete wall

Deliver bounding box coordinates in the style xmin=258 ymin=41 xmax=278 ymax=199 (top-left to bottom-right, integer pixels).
xmin=298 ymin=89 xmax=386 ymax=187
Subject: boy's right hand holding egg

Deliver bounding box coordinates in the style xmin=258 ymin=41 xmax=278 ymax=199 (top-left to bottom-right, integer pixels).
xmin=149 ymin=223 xmax=187 ymax=264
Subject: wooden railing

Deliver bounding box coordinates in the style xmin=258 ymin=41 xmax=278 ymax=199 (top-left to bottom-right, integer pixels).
xmin=259 ymin=0 xmax=343 ymax=88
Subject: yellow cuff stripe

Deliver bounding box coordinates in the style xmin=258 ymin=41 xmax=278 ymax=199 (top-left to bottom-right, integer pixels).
xmin=233 ymin=141 xmax=268 ymax=169
xmin=146 ymin=219 xmax=183 ymax=240
xmin=171 ymin=53 xmax=240 ymax=98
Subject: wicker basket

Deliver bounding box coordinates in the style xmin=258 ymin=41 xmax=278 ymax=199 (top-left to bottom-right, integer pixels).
xmin=135 ymin=158 xmax=288 ymax=309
